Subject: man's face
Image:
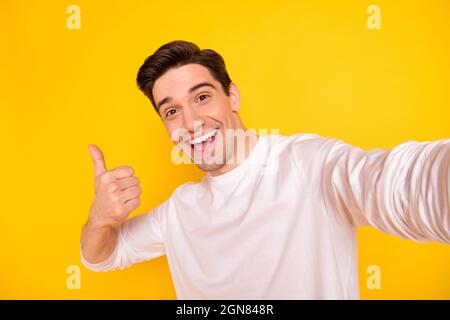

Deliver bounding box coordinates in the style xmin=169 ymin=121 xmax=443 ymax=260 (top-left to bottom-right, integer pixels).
xmin=152 ymin=63 xmax=242 ymax=174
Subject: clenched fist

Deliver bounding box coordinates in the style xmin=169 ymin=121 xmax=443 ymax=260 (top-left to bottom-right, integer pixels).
xmin=87 ymin=144 xmax=142 ymax=229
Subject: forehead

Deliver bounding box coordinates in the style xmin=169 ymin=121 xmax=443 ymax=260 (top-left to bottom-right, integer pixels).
xmin=152 ymin=64 xmax=216 ymax=101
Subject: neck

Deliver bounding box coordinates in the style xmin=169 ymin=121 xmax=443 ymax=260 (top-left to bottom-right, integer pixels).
xmin=208 ymin=129 xmax=259 ymax=177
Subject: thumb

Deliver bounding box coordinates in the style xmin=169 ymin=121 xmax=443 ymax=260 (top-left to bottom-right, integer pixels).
xmin=88 ymin=144 xmax=107 ymax=177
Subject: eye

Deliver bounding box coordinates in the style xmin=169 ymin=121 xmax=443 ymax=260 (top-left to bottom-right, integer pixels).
xmin=164 ymin=108 xmax=177 ymax=119
xmin=196 ymin=94 xmax=210 ymax=103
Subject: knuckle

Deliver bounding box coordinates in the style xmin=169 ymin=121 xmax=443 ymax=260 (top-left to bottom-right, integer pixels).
xmin=131 ymin=186 xmax=142 ymax=196
xmin=99 ymin=173 xmax=110 ymax=184
xmin=128 ymin=199 xmax=140 ymax=211
xmin=109 ymin=194 xmax=120 ymax=203
xmin=106 ymin=182 xmax=118 ymax=193
xmin=115 ymin=207 xmax=125 ymax=216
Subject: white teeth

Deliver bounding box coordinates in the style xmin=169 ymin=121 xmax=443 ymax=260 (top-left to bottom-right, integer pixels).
xmin=190 ymin=130 xmax=217 ymax=145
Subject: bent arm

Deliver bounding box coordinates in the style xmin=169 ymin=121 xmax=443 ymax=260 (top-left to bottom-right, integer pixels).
xmin=80 ymin=221 xmax=118 ymax=265
xmin=80 ymin=204 xmax=166 ymax=272
xmin=321 ymin=137 xmax=450 ymax=243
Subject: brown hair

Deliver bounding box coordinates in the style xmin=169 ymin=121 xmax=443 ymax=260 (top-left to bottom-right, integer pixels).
xmin=136 ymin=40 xmax=232 ymax=114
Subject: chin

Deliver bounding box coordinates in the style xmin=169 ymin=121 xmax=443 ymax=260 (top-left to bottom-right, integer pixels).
xmin=195 ymin=162 xmax=225 ymax=173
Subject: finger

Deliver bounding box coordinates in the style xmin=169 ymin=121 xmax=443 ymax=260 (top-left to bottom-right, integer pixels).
xmin=119 ymin=176 xmax=139 ymax=190
xmin=88 ymin=144 xmax=107 ymax=177
xmin=121 ymin=198 xmax=141 ymax=215
xmin=119 ymin=186 xmax=142 ymax=203
xmin=109 ymin=165 xmax=134 ymax=180
xmin=115 ymin=176 xmax=140 ymax=191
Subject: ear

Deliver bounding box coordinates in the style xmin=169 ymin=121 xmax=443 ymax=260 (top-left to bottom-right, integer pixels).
xmin=229 ymin=83 xmax=241 ymax=112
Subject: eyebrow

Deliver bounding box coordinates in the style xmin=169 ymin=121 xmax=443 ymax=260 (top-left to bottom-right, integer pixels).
xmin=156 ymin=81 xmax=217 ymax=111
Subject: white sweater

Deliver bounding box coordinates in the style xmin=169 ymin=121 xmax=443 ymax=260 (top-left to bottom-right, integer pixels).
xmin=81 ymin=133 xmax=450 ymax=299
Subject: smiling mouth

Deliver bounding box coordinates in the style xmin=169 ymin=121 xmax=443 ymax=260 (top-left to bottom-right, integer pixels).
xmin=189 ymin=129 xmax=218 ymax=154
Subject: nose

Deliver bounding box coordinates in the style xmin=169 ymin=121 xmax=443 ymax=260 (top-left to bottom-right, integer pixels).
xmin=182 ymin=105 xmax=203 ymax=133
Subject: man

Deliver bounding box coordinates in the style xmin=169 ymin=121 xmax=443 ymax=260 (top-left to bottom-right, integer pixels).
xmin=80 ymin=40 xmax=449 ymax=299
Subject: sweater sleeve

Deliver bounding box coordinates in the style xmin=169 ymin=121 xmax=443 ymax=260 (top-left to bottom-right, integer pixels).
xmin=80 ymin=201 xmax=167 ymax=272
xmin=320 ymin=137 xmax=450 ymax=243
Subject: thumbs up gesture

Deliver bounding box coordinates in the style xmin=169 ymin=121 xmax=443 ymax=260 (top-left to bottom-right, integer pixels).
xmin=87 ymin=144 xmax=142 ymax=229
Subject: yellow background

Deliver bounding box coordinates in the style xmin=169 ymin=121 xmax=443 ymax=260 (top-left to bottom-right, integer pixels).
xmin=0 ymin=0 xmax=449 ymax=299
